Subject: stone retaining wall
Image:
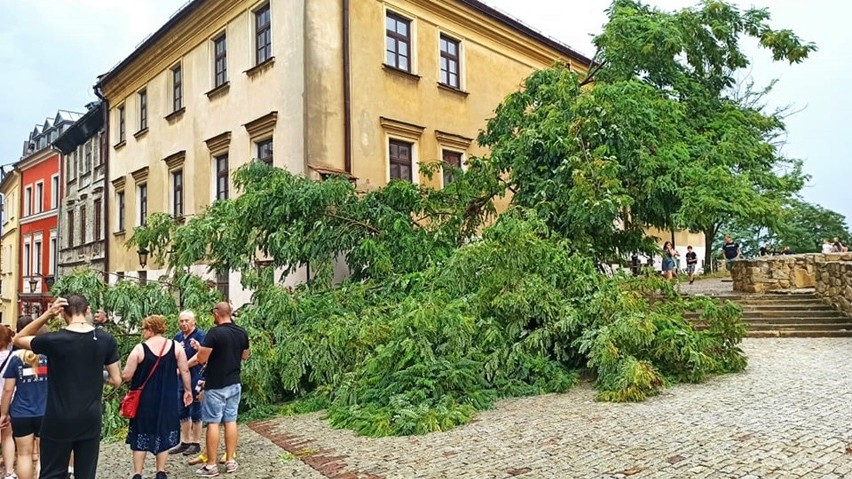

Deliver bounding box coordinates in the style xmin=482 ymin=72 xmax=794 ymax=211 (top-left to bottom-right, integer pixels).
xmin=815 ymin=260 xmax=852 ymax=317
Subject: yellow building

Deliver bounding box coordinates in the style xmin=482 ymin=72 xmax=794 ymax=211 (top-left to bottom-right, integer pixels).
xmin=0 ymin=168 xmax=21 ymax=326
xmin=96 ymin=0 xmax=591 ymax=304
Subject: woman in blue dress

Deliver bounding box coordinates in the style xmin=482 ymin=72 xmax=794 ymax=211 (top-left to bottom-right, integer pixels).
xmin=122 ymin=316 xmax=192 ymax=479
xmin=661 ymin=241 xmax=679 ymax=281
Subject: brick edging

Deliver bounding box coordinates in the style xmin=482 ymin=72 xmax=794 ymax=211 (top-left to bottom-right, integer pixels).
xmin=249 ymin=420 xmax=384 ymax=479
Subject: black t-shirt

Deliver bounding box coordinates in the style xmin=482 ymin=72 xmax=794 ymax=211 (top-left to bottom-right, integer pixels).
xmin=722 ymin=242 xmax=740 ymax=259
xmin=202 ymin=323 xmax=249 ymax=390
xmin=31 ymin=328 xmax=119 ymax=441
xmin=686 ymin=251 xmax=697 ymax=264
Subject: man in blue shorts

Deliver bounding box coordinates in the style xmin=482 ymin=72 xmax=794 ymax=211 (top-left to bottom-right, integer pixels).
xmin=169 ymin=310 xmax=206 ymax=457
xmin=190 ymin=302 xmax=249 ymax=477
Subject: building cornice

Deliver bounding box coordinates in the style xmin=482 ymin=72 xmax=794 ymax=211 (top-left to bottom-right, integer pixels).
xmin=17 ymin=148 xmax=60 ymax=171
xmin=163 ymin=150 xmax=187 ymax=170
xmin=19 ymin=209 xmax=59 ymax=225
xmin=204 ymin=131 xmax=232 ymax=155
xmin=111 ymin=176 xmax=127 ymax=190
xmin=243 ymin=112 xmax=278 ymax=139
xmin=130 ymin=167 xmax=150 ymax=183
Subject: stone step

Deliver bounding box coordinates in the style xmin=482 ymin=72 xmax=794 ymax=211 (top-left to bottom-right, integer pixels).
xmin=745 ymin=323 xmax=852 ymax=331
xmin=698 ymin=294 xmax=819 ymax=302
xmin=739 ymin=304 xmax=835 ymax=311
xmin=738 ymin=317 xmax=852 ymax=325
xmin=685 ymin=310 xmax=842 ymax=319
xmin=747 ymin=330 xmax=852 ymax=338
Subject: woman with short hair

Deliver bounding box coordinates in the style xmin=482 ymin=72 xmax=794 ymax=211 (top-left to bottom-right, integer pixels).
xmin=122 ymin=315 xmax=192 ymax=479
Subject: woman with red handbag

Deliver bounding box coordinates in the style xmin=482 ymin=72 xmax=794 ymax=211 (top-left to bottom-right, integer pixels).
xmin=121 ymin=316 xmax=192 ymax=479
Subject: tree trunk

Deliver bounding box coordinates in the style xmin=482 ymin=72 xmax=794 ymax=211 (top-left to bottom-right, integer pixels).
xmin=702 ymin=223 xmax=718 ymax=273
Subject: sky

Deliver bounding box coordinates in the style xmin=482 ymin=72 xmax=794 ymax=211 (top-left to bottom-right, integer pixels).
xmin=0 ymin=0 xmax=848 ymax=222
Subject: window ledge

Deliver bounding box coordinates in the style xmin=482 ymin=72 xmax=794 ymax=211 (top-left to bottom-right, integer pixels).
xmin=165 ymin=107 xmax=186 ymax=122
xmin=437 ymin=83 xmax=469 ymax=97
xmin=244 ymin=57 xmax=275 ymax=77
xmin=206 ymin=82 xmax=230 ymax=99
xmin=383 ymin=64 xmax=420 ymax=81
xmin=113 ymin=140 xmax=126 ymax=151
xmin=113 ymin=230 xmax=126 ymax=238
xmin=133 ymin=128 xmax=149 ymax=140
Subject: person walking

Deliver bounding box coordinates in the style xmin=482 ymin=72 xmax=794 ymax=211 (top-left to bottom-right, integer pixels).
xmin=0 ymin=325 xmax=16 ymax=478
xmin=661 ymin=241 xmax=678 ymax=281
xmin=685 ymin=245 xmax=698 ymax=285
xmin=168 ymin=311 xmax=206 ymax=457
xmin=0 ymin=316 xmax=49 ymax=479
xmin=720 ymin=235 xmax=741 ymax=275
xmin=12 ymin=294 xmax=122 ymax=479
xmin=190 ymin=302 xmax=249 ymax=477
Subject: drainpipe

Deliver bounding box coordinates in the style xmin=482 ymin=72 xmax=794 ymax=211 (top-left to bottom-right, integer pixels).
xmin=94 ymin=85 xmax=109 ymax=282
xmin=343 ymin=0 xmax=352 ymax=175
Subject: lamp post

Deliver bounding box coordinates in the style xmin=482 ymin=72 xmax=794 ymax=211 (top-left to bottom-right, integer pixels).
xmin=137 ymin=248 xmax=149 ymax=268
xmin=28 ymin=275 xmax=38 ymax=294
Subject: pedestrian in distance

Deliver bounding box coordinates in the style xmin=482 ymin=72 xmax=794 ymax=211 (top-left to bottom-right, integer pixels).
xmin=832 ymin=237 xmax=848 ymax=253
xmin=822 ymin=239 xmax=834 ymax=254
xmin=661 ymin=241 xmax=679 ymax=281
xmin=122 ymin=315 xmax=193 ymax=479
xmin=168 ymin=311 xmax=206 ymax=458
xmin=720 ymin=235 xmax=741 ymax=275
xmin=685 ymin=245 xmax=698 ymax=285
xmin=189 ymin=302 xmax=249 ymax=477
xmin=0 ymin=316 xmax=50 ymax=479
xmin=12 ymin=294 xmax=122 ymax=479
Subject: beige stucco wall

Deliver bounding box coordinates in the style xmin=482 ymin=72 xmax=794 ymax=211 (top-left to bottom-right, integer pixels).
xmin=102 ymin=0 xmax=306 ymax=278
xmin=0 ymin=172 xmax=21 ymax=326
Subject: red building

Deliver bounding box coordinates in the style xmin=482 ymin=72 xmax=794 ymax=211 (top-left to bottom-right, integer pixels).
xmin=17 ymin=111 xmax=80 ymax=315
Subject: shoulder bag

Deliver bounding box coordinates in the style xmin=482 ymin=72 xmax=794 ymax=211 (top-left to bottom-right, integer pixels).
xmin=120 ymin=340 xmax=169 ymax=419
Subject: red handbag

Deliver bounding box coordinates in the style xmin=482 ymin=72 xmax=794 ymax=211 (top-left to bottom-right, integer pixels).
xmin=120 ymin=340 xmax=168 ymax=419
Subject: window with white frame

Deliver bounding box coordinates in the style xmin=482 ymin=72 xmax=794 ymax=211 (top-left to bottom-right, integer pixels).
xmin=213 ymin=33 xmax=228 ymax=87
xmin=439 ymin=35 xmax=461 ymax=89
xmin=51 ymin=175 xmax=59 ymax=209
xmin=35 ymin=182 xmax=43 ymax=213
xmin=172 ymin=64 xmax=183 ymax=112
xmin=23 ymin=241 xmax=31 ymax=277
xmin=386 ymin=12 xmax=412 ymax=71
xmin=254 ymin=3 xmax=272 ymax=65
xmin=49 ymin=234 xmax=57 ymax=275
xmin=172 ymin=169 xmax=183 ymax=217
xmin=138 ymin=183 xmax=148 ymax=226
xmin=24 ymin=186 xmax=32 ymax=216
xmin=138 ymin=89 xmax=148 ymax=131
xmin=34 ymin=238 xmax=42 ymax=276
xmin=389 ymin=139 xmax=414 ymax=182
xmin=442 ymin=150 xmax=462 ymax=186
xmin=215 ymin=154 xmax=229 ymax=200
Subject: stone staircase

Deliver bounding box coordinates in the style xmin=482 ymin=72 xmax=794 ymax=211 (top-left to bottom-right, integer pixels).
xmin=689 ymin=292 xmax=852 ymax=338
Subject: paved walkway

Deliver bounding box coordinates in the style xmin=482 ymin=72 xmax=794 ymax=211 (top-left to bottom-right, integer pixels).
xmin=96 ymin=338 xmax=852 ymax=478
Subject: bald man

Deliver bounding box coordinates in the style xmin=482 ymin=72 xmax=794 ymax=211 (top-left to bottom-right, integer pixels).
xmin=169 ymin=310 xmax=206 ymax=456
xmin=189 ymin=302 xmax=249 ymax=476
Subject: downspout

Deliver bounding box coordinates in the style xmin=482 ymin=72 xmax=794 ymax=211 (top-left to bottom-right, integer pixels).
xmin=94 ymin=85 xmax=109 ymax=282
xmin=343 ymin=0 xmax=352 ymax=175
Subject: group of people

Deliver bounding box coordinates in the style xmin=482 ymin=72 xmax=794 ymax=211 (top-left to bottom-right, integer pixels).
xmin=821 ymin=238 xmax=848 ymax=254
xmin=660 ymin=242 xmax=699 ymax=284
xmin=0 ymin=294 xmax=249 ymax=479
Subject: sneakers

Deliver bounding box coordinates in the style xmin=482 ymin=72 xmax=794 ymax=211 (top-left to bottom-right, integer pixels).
xmin=132 ymin=475 xmax=142 ymax=479
xmin=155 ymin=472 xmax=168 ymax=479
xmin=182 ymin=443 xmax=202 ymax=456
xmin=195 ymin=464 xmax=220 ymax=477
xmin=169 ymin=442 xmax=190 ymax=455
xmin=224 ymin=460 xmax=239 ymax=474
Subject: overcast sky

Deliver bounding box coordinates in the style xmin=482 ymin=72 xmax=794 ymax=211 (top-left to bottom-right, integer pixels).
xmin=0 ymin=0 xmax=848 ymax=222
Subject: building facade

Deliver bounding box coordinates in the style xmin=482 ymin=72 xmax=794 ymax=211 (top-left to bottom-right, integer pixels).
xmin=53 ymin=103 xmax=107 ymax=278
xmin=0 ymin=168 xmax=21 ymax=326
xmin=16 ymin=111 xmax=80 ymax=316
xmin=95 ymin=0 xmax=591 ymax=305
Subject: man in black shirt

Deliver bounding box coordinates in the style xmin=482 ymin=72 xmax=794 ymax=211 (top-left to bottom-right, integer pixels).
xmin=13 ymin=294 xmax=122 ymax=479
xmin=190 ymin=302 xmax=249 ymax=476
xmin=685 ymin=245 xmax=698 ymax=284
xmin=720 ymin=235 xmax=741 ymax=275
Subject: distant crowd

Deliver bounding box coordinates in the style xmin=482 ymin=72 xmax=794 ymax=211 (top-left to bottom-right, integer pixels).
xmin=0 ymin=294 xmax=250 ymax=479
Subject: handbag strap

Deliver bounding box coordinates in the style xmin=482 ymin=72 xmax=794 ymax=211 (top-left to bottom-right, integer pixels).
xmin=137 ymin=340 xmax=169 ymax=391
xmin=0 ymin=349 xmax=14 ymax=376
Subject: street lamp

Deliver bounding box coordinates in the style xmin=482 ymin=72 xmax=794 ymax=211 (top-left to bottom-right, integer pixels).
xmin=137 ymin=248 xmax=149 ymax=268
xmin=28 ymin=275 xmax=38 ymax=293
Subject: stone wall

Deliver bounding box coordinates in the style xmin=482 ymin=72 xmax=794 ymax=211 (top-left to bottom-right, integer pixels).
xmin=815 ymin=259 xmax=852 ymax=317
xmin=731 ymin=254 xmax=821 ymax=293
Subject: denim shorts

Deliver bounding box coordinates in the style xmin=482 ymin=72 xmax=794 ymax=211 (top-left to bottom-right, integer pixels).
xmin=201 ymin=383 xmax=241 ymax=424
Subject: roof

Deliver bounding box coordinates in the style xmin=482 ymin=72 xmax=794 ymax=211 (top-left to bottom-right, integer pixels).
xmin=53 ymin=102 xmax=105 ymax=154
xmin=97 ymin=0 xmax=592 ymax=87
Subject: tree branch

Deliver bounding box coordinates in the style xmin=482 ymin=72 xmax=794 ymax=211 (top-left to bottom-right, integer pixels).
xmin=324 ymin=212 xmax=381 ymax=234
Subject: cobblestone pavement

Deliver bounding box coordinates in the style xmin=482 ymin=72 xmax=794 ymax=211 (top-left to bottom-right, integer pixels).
xmin=93 ymin=338 xmax=852 ymax=478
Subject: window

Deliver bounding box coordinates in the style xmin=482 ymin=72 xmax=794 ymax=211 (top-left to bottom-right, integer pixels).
xmin=215 ymin=154 xmax=229 ymax=200
xmin=172 ymin=170 xmax=184 ymax=217
xmin=79 ymin=204 xmax=87 ymax=244
xmin=386 ymin=12 xmax=411 ymax=71
xmin=172 ymin=65 xmax=183 ymax=112
xmin=94 ymin=198 xmax=102 ymax=241
xmin=138 ymin=89 xmax=148 ymax=131
xmin=24 ymin=186 xmax=32 ymax=216
xmin=117 ymin=191 xmax=126 ymax=231
xmin=49 ymin=236 xmax=57 ymax=275
xmin=67 ymin=210 xmax=74 ymax=248
xmin=35 ymin=182 xmax=43 ymax=213
xmin=256 ymin=139 xmax=273 ymax=165
xmin=51 ymin=175 xmax=59 ymax=209
xmin=118 ymin=105 xmax=126 ymax=142
xmin=439 ymin=35 xmax=460 ymax=89
xmin=442 ymin=150 xmax=462 ymax=186
xmin=83 ymin=143 xmax=92 ymax=175
xmin=138 ymin=184 xmax=148 ymax=226
xmin=34 ymin=240 xmax=42 ymax=275
xmin=216 ymin=270 xmax=229 ymax=300
xmin=255 ymin=4 xmax=272 ymax=65
xmin=389 ymin=140 xmax=413 ymax=181
xmin=214 ymin=34 xmax=228 ymax=87
xmin=23 ymin=243 xmax=30 ymax=276
xmin=67 ymin=153 xmax=76 ymax=181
